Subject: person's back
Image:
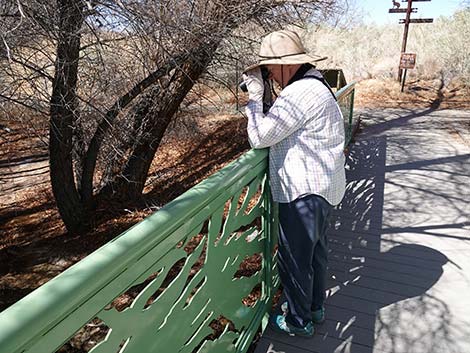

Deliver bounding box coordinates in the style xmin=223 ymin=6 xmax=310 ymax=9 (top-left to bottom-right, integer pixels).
xmin=242 ymin=29 xmax=346 ymax=337
xmin=258 ymin=66 xmax=345 ymax=205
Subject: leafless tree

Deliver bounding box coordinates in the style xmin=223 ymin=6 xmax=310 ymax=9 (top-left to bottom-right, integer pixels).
xmin=1 ymin=0 xmax=345 ymax=232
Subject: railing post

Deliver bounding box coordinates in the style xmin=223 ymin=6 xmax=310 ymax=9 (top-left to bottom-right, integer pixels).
xmin=349 ymin=88 xmax=355 ymax=144
xmin=260 ymin=178 xmax=280 ymax=332
xmin=262 ymin=178 xmax=273 ymax=331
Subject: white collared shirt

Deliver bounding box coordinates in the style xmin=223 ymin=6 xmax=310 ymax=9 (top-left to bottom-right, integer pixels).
xmin=246 ymin=68 xmax=346 ymax=205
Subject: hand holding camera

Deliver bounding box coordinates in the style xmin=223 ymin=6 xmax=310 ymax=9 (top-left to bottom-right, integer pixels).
xmin=241 ymin=66 xmax=273 ymax=113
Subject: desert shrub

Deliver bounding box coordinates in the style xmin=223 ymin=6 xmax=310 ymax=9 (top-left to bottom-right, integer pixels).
xmin=302 ymin=8 xmax=470 ymax=83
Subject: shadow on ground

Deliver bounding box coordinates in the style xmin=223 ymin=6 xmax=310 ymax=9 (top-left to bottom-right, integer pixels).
xmin=255 ymin=133 xmax=465 ymax=352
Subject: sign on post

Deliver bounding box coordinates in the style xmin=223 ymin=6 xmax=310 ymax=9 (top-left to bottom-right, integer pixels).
xmin=399 ymin=52 xmax=417 ymax=69
xmin=389 ymin=8 xmax=416 ymax=13
xmin=391 ymin=0 xmax=433 ymax=84
xmin=399 ymin=18 xmax=434 ymax=24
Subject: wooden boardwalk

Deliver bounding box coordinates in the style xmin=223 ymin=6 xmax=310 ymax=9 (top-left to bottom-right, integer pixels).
xmin=254 ymin=108 xmax=470 ymax=353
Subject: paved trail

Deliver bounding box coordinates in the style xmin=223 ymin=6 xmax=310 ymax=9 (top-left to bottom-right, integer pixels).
xmin=255 ymin=108 xmax=470 ymax=353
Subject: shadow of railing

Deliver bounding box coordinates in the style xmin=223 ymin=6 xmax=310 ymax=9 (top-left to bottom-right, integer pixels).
xmin=324 ymin=137 xmax=451 ymax=352
xmin=255 ymin=135 xmax=459 ymax=353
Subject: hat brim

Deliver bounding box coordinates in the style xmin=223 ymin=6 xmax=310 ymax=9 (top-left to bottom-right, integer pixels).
xmin=243 ymin=53 xmax=327 ymax=73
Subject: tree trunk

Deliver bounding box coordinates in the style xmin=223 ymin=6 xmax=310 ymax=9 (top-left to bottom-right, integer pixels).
xmin=78 ymin=55 xmax=190 ymax=205
xmin=101 ymin=50 xmax=215 ymax=200
xmin=49 ymin=0 xmax=85 ymax=232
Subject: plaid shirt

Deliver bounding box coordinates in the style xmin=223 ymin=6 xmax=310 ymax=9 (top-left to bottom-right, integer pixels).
xmin=246 ymin=68 xmax=346 ymax=205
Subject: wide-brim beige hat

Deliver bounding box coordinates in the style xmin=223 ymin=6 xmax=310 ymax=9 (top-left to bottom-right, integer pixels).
xmin=244 ymin=30 xmax=327 ymax=73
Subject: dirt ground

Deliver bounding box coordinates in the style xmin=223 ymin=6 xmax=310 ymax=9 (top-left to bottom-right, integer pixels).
xmin=0 ymin=77 xmax=469 ymax=349
xmin=355 ymin=77 xmax=470 ymax=110
xmin=0 ymin=110 xmax=251 ymax=311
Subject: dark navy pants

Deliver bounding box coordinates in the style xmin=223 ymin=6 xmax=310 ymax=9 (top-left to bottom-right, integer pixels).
xmin=278 ymin=194 xmax=332 ymax=328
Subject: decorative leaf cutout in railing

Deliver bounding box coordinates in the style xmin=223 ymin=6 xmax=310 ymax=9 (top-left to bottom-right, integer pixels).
xmin=78 ymin=172 xmax=267 ymax=353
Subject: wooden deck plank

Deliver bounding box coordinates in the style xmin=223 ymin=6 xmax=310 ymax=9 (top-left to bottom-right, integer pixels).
xmin=260 ymin=327 xmax=374 ymax=353
xmin=327 ymin=256 xmax=446 ymax=282
xmin=327 ymin=259 xmax=444 ymax=291
xmin=327 ymin=240 xmax=450 ymax=266
xmin=275 ymin=318 xmax=375 ymax=348
xmin=254 ymin=109 xmax=470 ymax=353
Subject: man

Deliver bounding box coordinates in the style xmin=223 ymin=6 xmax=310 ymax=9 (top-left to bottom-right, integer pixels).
xmin=243 ymin=30 xmax=346 ymax=337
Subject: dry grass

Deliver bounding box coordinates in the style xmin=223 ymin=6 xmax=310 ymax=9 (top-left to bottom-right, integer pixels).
xmin=305 ymin=9 xmax=470 ymax=83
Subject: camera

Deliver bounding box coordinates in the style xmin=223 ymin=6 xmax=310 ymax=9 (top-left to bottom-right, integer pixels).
xmin=240 ymin=66 xmax=273 ymax=113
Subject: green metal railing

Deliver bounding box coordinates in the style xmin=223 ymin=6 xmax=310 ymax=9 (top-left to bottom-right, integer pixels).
xmin=320 ymin=69 xmax=356 ymax=145
xmin=337 ymin=83 xmax=356 ymax=145
xmin=0 ymin=82 xmax=355 ymax=353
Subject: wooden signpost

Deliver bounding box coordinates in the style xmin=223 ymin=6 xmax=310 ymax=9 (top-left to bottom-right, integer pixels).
xmin=389 ymin=0 xmax=434 ymax=90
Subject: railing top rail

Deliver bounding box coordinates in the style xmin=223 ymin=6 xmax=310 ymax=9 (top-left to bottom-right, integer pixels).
xmin=336 ymin=82 xmax=356 ymax=100
xmin=0 ymin=148 xmax=268 ymax=353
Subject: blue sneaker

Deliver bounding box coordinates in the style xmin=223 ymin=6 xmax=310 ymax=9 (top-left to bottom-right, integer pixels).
xmin=269 ymin=314 xmax=314 ymax=337
xmin=281 ymin=301 xmax=325 ymax=324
